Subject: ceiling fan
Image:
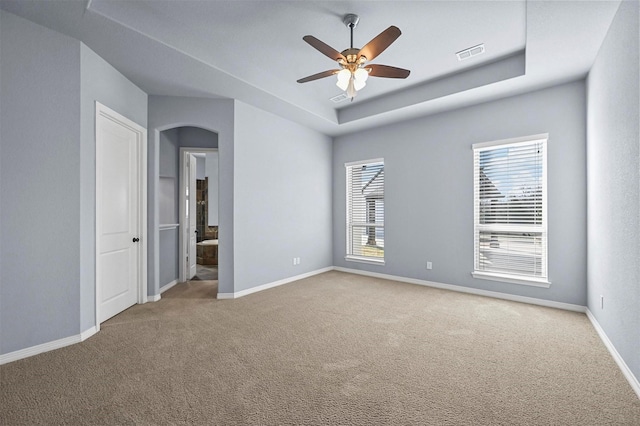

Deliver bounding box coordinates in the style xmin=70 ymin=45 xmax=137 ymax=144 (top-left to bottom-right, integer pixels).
xmin=297 ymin=14 xmax=410 ymax=100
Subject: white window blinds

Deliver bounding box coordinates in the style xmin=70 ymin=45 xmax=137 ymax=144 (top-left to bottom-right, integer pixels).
xmin=473 ymin=135 xmax=548 ymax=285
xmin=346 ymin=159 xmax=384 ymax=263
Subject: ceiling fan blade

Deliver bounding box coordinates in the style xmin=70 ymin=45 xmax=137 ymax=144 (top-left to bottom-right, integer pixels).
xmin=303 ymin=36 xmax=346 ymax=62
xmin=358 ymin=26 xmax=402 ymax=62
xmin=366 ymin=64 xmax=410 ymax=79
xmin=297 ymin=69 xmax=340 ymax=83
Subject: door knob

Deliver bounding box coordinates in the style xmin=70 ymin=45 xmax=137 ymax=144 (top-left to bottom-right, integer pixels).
xmin=132 ymin=237 xmax=140 ymax=243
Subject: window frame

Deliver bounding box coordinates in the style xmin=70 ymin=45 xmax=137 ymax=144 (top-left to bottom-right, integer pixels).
xmin=345 ymin=158 xmax=385 ymax=265
xmin=472 ymin=134 xmax=550 ymax=287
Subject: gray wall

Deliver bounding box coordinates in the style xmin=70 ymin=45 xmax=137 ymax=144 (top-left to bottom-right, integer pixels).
xmin=79 ymin=44 xmax=148 ymax=333
xmin=0 ymin=10 xmax=148 ymax=354
xmin=159 ymin=128 xmax=180 ymax=288
xmin=160 ymin=128 xmax=180 ymax=182
xmin=147 ymin=97 xmax=234 ymax=294
xmin=206 ymin=151 xmax=220 ymax=226
xmin=178 ymin=126 xmax=218 ymax=149
xmin=195 ymin=156 xmax=206 ymax=180
xmin=233 ymin=101 xmax=333 ymax=292
xmin=159 ymin=128 xmax=180 ymax=223
xmin=586 ymin=0 xmax=639 ymax=382
xmin=1 ymin=10 xmax=82 ymax=354
xmin=333 ymin=81 xmax=587 ymax=306
xmin=159 ymin=229 xmax=179 ymax=288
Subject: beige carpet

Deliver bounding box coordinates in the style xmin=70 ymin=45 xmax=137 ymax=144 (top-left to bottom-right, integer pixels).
xmin=1 ymin=271 xmax=639 ymax=425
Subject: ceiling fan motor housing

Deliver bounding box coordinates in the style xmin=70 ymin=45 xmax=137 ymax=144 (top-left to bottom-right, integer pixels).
xmin=339 ymin=48 xmax=364 ymax=69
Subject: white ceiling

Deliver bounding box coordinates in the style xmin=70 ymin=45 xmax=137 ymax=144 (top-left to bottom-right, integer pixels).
xmin=0 ymin=0 xmax=622 ymax=136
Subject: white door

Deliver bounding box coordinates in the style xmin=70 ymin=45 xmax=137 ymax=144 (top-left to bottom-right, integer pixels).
xmin=188 ymin=154 xmax=198 ymax=279
xmin=96 ymin=103 xmax=146 ymax=323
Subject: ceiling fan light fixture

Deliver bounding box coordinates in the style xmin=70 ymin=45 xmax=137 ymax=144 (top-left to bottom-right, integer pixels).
xmin=346 ymin=78 xmax=357 ymax=98
xmin=336 ymin=69 xmax=351 ymax=90
xmin=353 ymin=68 xmax=368 ymax=91
xmin=354 ymin=67 xmax=369 ymax=82
xmin=337 ymin=68 xmax=368 ymax=95
xmin=353 ymin=78 xmax=366 ymax=91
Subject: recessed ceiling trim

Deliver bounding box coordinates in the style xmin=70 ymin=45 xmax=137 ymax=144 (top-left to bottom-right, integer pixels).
xmin=339 ymin=50 xmax=525 ymax=124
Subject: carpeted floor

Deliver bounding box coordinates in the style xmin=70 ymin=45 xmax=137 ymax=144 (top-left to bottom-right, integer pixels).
xmin=1 ymin=271 xmax=639 ymax=425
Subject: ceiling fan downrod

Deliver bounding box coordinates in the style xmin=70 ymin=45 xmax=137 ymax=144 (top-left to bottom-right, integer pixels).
xmin=350 ymin=23 xmax=353 ymax=48
xmin=343 ymin=13 xmax=359 ymax=50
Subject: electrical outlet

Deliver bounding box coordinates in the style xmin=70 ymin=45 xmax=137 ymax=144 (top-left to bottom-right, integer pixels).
xmin=600 ymin=295 xmax=604 ymax=309
xmin=297 ymin=257 xmax=301 ymax=265
xmin=426 ymin=261 xmax=432 ymax=270
xmin=292 ymin=257 xmax=297 ymax=266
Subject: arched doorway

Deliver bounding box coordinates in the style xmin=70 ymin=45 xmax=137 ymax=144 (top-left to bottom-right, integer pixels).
xmin=157 ymin=126 xmax=219 ymax=296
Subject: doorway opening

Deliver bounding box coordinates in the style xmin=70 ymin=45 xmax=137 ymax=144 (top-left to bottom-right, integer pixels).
xmin=180 ymin=148 xmax=219 ymax=283
xmin=194 ymin=173 xmax=218 ymax=281
xmin=157 ymin=126 xmax=218 ymax=297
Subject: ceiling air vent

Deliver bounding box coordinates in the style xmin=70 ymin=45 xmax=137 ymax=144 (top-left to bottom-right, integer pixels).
xmin=456 ymin=44 xmax=485 ymax=61
xmin=330 ymin=93 xmax=349 ymax=103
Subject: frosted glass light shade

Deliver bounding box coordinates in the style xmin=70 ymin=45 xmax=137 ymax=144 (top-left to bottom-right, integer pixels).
xmin=353 ymin=68 xmax=368 ymax=90
xmin=353 ymin=77 xmax=366 ymax=91
xmin=354 ymin=68 xmax=369 ymax=82
xmin=336 ymin=69 xmax=351 ymax=90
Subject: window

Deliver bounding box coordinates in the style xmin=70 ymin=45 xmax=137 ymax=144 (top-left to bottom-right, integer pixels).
xmin=472 ymin=134 xmax=549 ymax=286
xmin=346 ymin=159 xmax=384 ymax=264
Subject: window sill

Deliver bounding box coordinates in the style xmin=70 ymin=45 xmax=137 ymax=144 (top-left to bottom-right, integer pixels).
xmin=345 ymin=255 xmax=385 ymax=266
xmin=472 ymin=271 xmax=550 ymax=288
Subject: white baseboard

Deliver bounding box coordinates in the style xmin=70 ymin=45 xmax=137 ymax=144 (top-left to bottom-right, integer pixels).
xmin=216 ymin=293 xmax=234 ymax=299
xmin=586 ymin=309 xmax=640 ymax=399
xmin=217 ymin=267 xmax=334 ymax=299
xmin=0 ymin=325 xmax=97 ymax=366
xmin=80 ymin=326 xmax=98 ymax=341
xmin=160 ymin=279 xmax=179 ymax=294
xmin=333 ymin=267 xmax=586 ymax=313
xmin=146 ymin=279 xmax=179 ymax=302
